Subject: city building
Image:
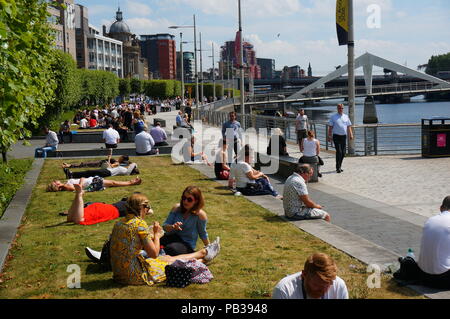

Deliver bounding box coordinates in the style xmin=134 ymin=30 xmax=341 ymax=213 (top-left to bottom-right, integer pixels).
xmin=257 ymin=58 xmax=275 ymax=79
xmin=103 ymin=7 xmax=148 ymax=80
xmin=219 ymin=39 xmax=260 ymax=80
xmin=74 ymin=4 xmax=123 ymax=77
xmin=308 ymin=62 xmax=313 ymax=77
xmin=47 ymin=0 xmax=77 ymax=60
xmin=176 ymin=51 xmax=195 ymax=82
xmin=140 ymin=34 xmax=177 ymax=80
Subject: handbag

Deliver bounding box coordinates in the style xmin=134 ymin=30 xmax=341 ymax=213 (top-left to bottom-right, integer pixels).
xmin=318 ymin=156 xmax=324 ymax=166
xmin=165 ymin=264 xmax=194 ymax=288
xmin=171 ymin=259 xmax=213 ymax=284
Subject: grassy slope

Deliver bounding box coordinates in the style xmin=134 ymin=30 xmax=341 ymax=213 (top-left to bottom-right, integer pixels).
xmin=0 ymin=156 xmax=422 ymax=299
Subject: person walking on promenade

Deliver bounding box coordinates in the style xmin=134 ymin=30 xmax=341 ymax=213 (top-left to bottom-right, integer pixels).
xmin=327 ymin=104 xmax=353 ymax=173
xmin=295 ymin=109 xmax=308 ymax=152
xmin=222 ymin=111 xmax=242 ymax=162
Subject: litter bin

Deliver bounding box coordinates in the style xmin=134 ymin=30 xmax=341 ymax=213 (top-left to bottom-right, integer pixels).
xmin=422 ymin=118 xmax=450 ymax=158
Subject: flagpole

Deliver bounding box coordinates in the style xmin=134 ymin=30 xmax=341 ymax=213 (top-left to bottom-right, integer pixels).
xmin=238 ymin=0 xmax=245 ymax=128
xmin=347 ymin=0 xmax=355 ymax=154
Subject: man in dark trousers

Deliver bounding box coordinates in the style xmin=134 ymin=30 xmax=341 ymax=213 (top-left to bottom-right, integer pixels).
xmin=327 ymin=104 xmax=353 ymax=173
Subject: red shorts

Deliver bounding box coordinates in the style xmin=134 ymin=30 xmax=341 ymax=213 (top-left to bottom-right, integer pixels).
xmin=79 ymin=203 xmax=120 ymax=225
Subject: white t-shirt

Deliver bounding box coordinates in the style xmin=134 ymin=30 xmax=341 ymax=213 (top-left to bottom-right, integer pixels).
xmin=67 ymin=177 xmax=94 ymax=189
xmin=328 ymin=113 xmax=352 ymax=136
xmin=302 ymin=138 xmax=318 ymax=157
xmin=80 ymin=118 xmax=88 ymax=128
xmin=135 ymin=131 xmax=155 ymax=154
xmin=418 ymin=211 xmax=450 ymax=275
xmin=272 ymin=272 xmax=349 ymax=299
xmin=296 ymin=114 xmax=308 ymax=131
xmin=230 ymin=161 xmax=254 ymax=188
xmin=107 ymin=163 xmax=136 ymax=176
xmin=283 ymin=173 xmax=308 ymax=218
xmin=102 ymin=128 xmax=120 ymax=145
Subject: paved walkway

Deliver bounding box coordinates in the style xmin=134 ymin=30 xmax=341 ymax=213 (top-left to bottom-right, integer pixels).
xmin=5 ymin=110 xmax=450 ymax=298
xmin=144 ymin=110 xmax=450 ymax=298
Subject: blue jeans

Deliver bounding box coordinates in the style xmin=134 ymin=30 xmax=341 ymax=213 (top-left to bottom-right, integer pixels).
xmin=35 ymin=146 xmax=56 ymax=158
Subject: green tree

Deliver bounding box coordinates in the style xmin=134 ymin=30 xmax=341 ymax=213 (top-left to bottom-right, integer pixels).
xmin=119 ymin=78 xmax=131 ymax=99
xmin=425 ymin=53 xmax=450 ymax=76
xmin=38 ymin=50 xmax=81 ymax=127
xmin=0 ymin=0 xmax=57 ymax=162
xmin=130 ymin=78 xmax=142 ymax=95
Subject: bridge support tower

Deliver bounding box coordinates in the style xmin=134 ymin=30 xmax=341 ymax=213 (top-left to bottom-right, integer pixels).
xmin=363 ymin=96 xmax=378 ymax=124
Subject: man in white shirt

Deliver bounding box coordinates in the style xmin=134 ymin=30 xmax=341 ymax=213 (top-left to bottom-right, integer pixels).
xmin=295 ymin=109 xmax=308 ymax=152
xmin=283 ymin=163 xmax=330 ymax=221
xmin=229 ymin=144 xmax=280 ymax=198
xmin=272 ymin=253 xmax=349 ymax=299
xmin=135 ymin=125 xmax=157 ymax=155
xmin=327 ymin=104 xmax=353 ymax=173
xmin=102 ymin=124 xmax=120 ymax=149
xmin=395 ymin=196 xmax=450 ymax=288
xmin=34 ymin=127 xmax=59 ymax=158
xmin=79 ymin=117 xmax=88 ymax=129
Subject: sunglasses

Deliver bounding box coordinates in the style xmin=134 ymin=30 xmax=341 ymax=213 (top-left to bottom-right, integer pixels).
xmin=182 ymin=196 xmax=195 ymax=203
xmin=142 ymin=204 xmax=151 ymax=210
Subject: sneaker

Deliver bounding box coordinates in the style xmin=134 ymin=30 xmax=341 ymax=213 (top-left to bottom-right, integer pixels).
xmin=85 ymin=247 xmax=101 ymax=263
xmin=204 ymin=237 xmax=220 ymax=263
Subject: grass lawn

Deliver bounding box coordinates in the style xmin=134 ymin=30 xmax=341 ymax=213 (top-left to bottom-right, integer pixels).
xmin=0 ymin=159 xmax=34 ymax=219
xmin=0 ymin=156 xmax=423 ymax=299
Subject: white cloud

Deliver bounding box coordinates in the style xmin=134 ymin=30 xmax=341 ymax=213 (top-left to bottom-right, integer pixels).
xmin=125 ymin=0 xmax=152 ymax=17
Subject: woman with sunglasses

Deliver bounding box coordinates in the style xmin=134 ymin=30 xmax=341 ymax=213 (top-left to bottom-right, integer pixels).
xmin=109 ymin=192 xmax=221 ymax=286
xmin=161 ymin=186 xmax=214 ymax=256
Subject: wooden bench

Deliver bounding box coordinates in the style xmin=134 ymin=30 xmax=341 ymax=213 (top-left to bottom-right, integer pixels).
xmin=255 ymin=152 xmax=319 ymax=182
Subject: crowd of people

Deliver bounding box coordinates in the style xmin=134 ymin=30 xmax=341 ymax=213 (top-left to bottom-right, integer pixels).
xmin=34 ymin=99 xmax=450 ymax=297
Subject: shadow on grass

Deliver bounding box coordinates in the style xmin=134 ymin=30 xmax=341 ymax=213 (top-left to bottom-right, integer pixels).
xmin=262 ymin=215 xmax=286 ymax=224
xmin=44 ymin=221 xmax=75 ymax=228
xmin=385 ymin=277 xmax=423 ymax=297
xmin=86 ymin=263 xmax=111 ymax=275
xmin=81 ymin=278 xmax=123 ymax=292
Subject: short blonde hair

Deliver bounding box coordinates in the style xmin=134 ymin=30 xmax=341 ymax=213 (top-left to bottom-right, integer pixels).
xmin=126 ymin=193 xmax=149 ymax=216
xmin=303 ymin=253 xmax=337 ymax=283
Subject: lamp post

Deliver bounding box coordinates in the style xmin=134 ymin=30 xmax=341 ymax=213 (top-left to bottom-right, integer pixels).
xmin=169 ymin=14 xmax=199 ymax=108
xmin=238 ymin=0 xmax=245 ymax=127
xmin=347 ymin=0 xmax=355 ymax=154
xmin=199 ymin=32 xmax=204 ymax=105
xmin=208 ymin=42 xmax=217 ymax=102
xmin=179 ymin=32 xmax=185 ymax=105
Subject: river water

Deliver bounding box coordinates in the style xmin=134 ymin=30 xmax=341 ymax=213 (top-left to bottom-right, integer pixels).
xmin=284 ymin=96 xmax=450 ymax=154
xmin=289 ymin=96 xmax=450 ymax=125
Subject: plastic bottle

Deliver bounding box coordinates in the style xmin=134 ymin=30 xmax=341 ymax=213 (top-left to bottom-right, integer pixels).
xmin=406 ymin=248 xmax=416 ymax=260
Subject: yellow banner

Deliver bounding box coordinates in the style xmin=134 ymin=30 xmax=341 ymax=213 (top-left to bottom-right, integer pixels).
xmin=336 ymin=0 xmax=349 ymax=45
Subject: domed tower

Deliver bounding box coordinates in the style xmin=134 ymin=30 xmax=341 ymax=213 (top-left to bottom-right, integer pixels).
xmin=104 ymin=7 xmax=148 ymax=80
xmin=108 ymin=7 xmax=131 ymax=44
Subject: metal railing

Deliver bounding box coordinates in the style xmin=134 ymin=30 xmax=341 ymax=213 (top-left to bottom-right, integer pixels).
xmin=194 ymin=109 xmax=422 ymax=156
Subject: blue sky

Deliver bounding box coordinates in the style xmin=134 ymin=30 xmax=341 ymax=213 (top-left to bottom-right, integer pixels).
xmin=76 ymin=0 xmax=450 ymax=76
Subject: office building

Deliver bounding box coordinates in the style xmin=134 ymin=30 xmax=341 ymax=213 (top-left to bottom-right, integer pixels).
xmin=140 ymin=34 xmax=177 ymax=80
xmin=47 ymin=0 xmax=77 ymax=60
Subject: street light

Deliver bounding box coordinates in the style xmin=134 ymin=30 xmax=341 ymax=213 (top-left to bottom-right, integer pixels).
xmin=179 ymin=32 xmax=185 ymax=106
xmin=169 ymin=14 xmax=199 ymax=108
xmin=208 ymin=42 xmax=218 ymax=102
